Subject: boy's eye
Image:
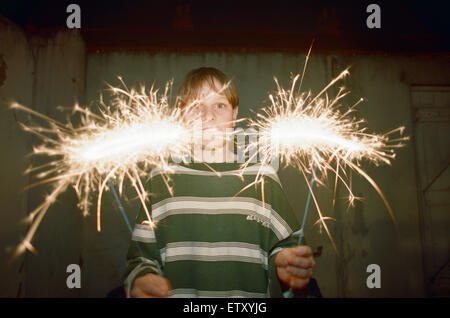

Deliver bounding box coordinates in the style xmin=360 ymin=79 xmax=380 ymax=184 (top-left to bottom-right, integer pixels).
xmin=216 ymin=103 xmax=225 ymax=109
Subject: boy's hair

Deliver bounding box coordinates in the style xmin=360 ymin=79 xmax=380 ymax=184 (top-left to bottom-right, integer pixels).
xmin=176 ymin=67 xmax=239 ymax=109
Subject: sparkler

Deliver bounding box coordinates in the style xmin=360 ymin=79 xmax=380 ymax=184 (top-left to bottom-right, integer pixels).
xmin=243 ymin=66 xmax=408 ymax=296
xmin=10 ymin=78 xmax=194 ymax=258
xmin=244 ymin=68 xmax=408 ymax=255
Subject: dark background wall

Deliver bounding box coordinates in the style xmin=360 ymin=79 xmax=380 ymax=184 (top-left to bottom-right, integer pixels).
xmin=0 ymin=0 xmax=449 ymax=298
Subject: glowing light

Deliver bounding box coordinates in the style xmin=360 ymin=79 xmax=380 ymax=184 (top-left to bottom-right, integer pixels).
xmin=10 ymin=79 xmax=195 ymax=258
xmin=245 ymin=69 xmax=408 ymax=253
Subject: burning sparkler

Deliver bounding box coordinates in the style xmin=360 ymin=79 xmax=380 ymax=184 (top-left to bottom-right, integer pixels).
xmin=244 ymin=68 xmax=408 ymax=254
xmin=10 ymin=78 xmax=194 ymax=258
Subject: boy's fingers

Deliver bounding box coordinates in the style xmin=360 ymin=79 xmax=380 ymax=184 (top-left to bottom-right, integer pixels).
xmin=130 ymin=287 xmax=143 ymax=298
xmin=275 ymin=248 xmax=316 ymax=268
xmin=288 ymin=255 xmax=315 ymax=269
xmin=293 ymin=246 xmax=313 ymax=257
xmin=286 ymin=266 xmax=313 ymax=279
xmin=276 ymin=266 xmax=292 ymax=284
xmin=131 ymin=285 xmax=155 ymax=298
xmin=275 ymin=249 xmax=290 ymax=267
xmin=277 ymin=266 xmax=312 ymax=289
xmin=139 ymin=274 xmax=171 ymax=297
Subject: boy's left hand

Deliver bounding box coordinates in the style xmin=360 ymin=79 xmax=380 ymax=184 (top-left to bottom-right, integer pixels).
xmin=275 ymin=245 xmax=316 ymax=290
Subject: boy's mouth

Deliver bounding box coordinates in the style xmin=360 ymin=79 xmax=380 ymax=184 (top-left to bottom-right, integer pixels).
xmin=202 ymin=127 xmax=218 ymax=133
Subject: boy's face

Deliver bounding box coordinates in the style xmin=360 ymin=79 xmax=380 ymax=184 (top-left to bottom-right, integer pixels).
xmin=187 ymin=79 xmax=238 ymax=149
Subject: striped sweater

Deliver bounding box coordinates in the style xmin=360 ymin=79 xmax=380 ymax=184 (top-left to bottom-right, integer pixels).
xmin=123 ymin=160 xmax=303 ymax=298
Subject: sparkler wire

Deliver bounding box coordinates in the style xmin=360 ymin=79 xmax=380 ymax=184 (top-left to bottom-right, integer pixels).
xmin=297 ymin=165 xmax=317 ymax=246
xmin=283 ymin=166 xmax=317 ymax=298
xmin=108 ymin=180 xmax=143 ymax=256
xmin=108 ymin=180 xmax=133 ymax=234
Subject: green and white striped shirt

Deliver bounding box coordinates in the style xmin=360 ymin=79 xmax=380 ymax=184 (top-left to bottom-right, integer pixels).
xmin=124 ymin=161 xmax=302 ymax=298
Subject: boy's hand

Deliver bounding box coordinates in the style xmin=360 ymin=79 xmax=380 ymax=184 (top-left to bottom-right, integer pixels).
xmin=130 ymin=273 xmax=172 ymax=298
xmin=275 ymin=246 xmax=316 ymax=290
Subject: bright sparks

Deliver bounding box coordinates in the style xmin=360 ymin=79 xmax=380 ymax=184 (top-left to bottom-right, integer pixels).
xmin=246 ymin=69 xmax=408 ymax=253
xmin=258 ymin=70 xmax=405 ymax=169
xmin=10 ymin=79 xmax=194 ymax=258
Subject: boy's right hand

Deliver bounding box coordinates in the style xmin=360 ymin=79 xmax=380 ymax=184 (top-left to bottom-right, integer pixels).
xmin=130 ymin=273 xmax=172 ymax=298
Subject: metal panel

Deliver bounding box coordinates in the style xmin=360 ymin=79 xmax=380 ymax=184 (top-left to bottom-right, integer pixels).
xmin=21 ymin=30 xmax=86 ymax=298
xmin=0 ymin=15 xmax=34 ymax=298
xmin=411 ymin=85 xmax=450 ymax=297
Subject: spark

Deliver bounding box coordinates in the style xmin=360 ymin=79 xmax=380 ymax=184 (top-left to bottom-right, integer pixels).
xmin=245 ymin=69 xmax=408 ymax=253
xmin=10 ymin=79 xmax=195 ymax=258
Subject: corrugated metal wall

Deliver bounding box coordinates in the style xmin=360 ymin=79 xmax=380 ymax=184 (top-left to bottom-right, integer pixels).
xmin=0 ymin=16 xmax=86 ymax=297
xmin=23 ymin=28 xmax=85 ymax=298
xmin=0 ymin=15 xmax=33 ymax=298
xmin=411 ymin=85 xmax=450 ymax=297
xmin=1 ymin=17 xmax=449 ymax=297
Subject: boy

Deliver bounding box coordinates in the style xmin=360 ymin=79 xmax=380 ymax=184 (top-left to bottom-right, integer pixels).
xmin=124 ymin=67 xmax=315 ymax=297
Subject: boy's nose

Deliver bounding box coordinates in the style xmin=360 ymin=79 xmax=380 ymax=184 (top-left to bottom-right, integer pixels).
xmin=201 ymin=109 xmax=215 ymax=122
